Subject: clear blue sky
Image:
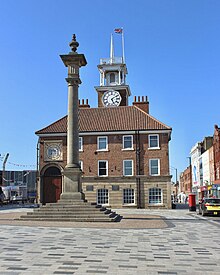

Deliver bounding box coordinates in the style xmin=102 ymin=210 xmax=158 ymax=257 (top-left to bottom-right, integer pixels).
xmin=1 ymin=0 xmax=220 ymax=182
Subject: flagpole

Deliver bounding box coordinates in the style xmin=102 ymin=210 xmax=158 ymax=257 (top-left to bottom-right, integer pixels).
xmin=122 ymin=28 xmax=125 ymax=63
xmin=110 ymin=33 xmax=114 ymax=64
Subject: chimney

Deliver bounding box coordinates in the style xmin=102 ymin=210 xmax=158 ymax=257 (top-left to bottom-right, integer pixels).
xmin=79 ymin=99 xmax=90 ymax=108
xmin=133 ymin=96 xmax=149 ymax=113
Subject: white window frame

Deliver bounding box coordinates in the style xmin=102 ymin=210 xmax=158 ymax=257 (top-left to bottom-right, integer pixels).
xmin=98 ymin=160 xmax=108 ymax=177
xmin=123 ymin=188 xmax=135 ymax=204
xmin=97 ymin=188 xmax=109 ymax=205
xmin=149 ymin=187 xmax=163 ymax=204
xmin=97 ymin=136 xmax=108 ymax=151
xmin=123 ymin=160 xmax=133 ymax=176
xmin=79 ymin=160 xmax=83 ymax=171
xmin=148 ymin=134 xmax=160 ymax=149
xmin=79 ymin=137 xmax=83 ymax=151
xmin=122 ymin=135 xmax=133 ymax=150
xmin=149 ymin=159 xmax=160 ymax=176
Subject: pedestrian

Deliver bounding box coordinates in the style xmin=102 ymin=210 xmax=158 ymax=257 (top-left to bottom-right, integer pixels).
xmin=182 ymin=192 xmax=186 ymax=204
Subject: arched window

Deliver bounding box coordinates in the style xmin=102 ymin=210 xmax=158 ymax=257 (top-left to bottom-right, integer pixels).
xmin=110 ymin=73 xmax=115 ymax=83
xmin=149 ymin=187 xmax=162 ymax=204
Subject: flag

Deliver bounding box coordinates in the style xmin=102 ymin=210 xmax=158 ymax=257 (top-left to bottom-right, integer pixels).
xmin=114 ymin=28 xmax=123 ymax=34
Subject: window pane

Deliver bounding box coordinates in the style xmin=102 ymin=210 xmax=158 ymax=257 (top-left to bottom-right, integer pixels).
xmin=99 ymin=161 xmax=106 ymax=169
xmin=149 ymin=188 xmax=162 ymax=204
xmin=99 ymin=161 xmax=107 ymax=176
xmin=123 ymin=136 xmax=132 ymax=149
xmin=150 ymin=159 xmax=159 ymax=175
xmin=97 ymin=189 xmax=108 ymax=204
xmin=98 ymin=137 xmax=107 ymax=150
xmin=149 ymin=135 xmax=158 ymax=148
xmin=79 ymin=137 xmax=82 ymax=150
xmin=124 ymin=160 xmax=133 ymax=176
xmin=123 ymin=188 xmax=134 ymax=204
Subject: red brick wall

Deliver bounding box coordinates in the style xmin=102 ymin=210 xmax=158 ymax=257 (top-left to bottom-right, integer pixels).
xmin=39 ymin=132 xmax=170 ymax=177
xmin=179 ymin=166 xmax=191 ymax=194
xmin=213 ymin=127 xmax=220 ymax=180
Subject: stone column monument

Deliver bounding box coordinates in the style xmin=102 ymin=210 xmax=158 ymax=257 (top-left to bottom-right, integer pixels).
xmin=60 ymin=35 xmax=87 ymax=200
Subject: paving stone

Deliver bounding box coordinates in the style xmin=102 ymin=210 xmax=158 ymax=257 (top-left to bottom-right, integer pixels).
xmin=0 ymin=208 xmax=220 ymax=274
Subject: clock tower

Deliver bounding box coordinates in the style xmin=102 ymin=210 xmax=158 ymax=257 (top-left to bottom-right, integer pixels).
xmin=95 ymin=34 xmax=131 ymax=107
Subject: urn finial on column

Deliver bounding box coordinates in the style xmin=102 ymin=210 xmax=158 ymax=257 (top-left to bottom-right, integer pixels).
xmin=69 ymin=34 xmax=79 ymax=53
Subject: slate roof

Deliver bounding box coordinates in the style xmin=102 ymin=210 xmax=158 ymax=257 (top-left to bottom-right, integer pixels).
xmin=35 ymin=105 xmax=171 ymax=135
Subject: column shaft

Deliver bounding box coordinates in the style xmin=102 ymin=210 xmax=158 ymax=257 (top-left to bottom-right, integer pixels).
xmin=66 ymin=80 xmax=79 ymax=168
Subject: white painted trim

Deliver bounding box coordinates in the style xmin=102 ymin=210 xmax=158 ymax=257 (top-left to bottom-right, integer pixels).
xmin=148 ymin=187 xmax=163 ymax=204
xmin=37 ymin=133 xmax=66 ymax=137
xmin=123 ymin=160 xmax=134 ymax=176
xmin=122 ymin=135 xmax=133 ymax=150
xmin=123 ymin=188 xmax=135 ymax=205
xmin=148 ymin=134 xmax=159 ymax=149
xmin=43 ymin=140 xmax=63 ymax=143
xmin=149 ymin=159 xmax=160 ymax=176
xmin=37 ymin=129 xmax=171 ymax=137
xmin=97 ymin=136 xmax=108 ymax=151
xmin=96 ymin=188 xmax=109 ymax=206
xmin=98 ymin=160 xmax=108 ymax=177
xmin=79 ymin=137 xmax=83 ymax=151
xmin=79 ymin=160 xmax=83 ymax=171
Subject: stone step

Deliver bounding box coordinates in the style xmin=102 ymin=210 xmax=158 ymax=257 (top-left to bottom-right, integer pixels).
xmin=37 ymin=207 xmax=107 ymax=213
xmin=24 ymin=211 xmax=114 ymax=218
xmin=32 ymin=209 xmax=111 ymax=215
xmin=41 ymin=206 xmax=104 ymax=210
xmin=48 ymin=201 xmax=90 ymax=206
xmin=21 ymin=215 xmax=116 ymax=220
xmin=19 ymin=215 xmax=120 ymax=222
xmin=19 ymin=199 xmax=121 ymax=222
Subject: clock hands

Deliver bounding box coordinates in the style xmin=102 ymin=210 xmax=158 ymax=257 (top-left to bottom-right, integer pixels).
xmin=111 ymin=95 xmax=119 ymax=102
xmin=102 ymin=90 xmax=121 ymax=107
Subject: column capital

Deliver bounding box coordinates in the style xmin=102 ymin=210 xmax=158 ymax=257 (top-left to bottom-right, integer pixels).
xmin=65 ymin=78 xmax=82 ymax=85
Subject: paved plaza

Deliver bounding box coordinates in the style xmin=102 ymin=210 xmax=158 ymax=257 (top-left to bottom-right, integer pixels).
xmin=0 ymin=207 xmax=220 ymax=274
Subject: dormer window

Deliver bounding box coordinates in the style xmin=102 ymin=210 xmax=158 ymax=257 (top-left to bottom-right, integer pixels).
xmin=110 ymin=73 xmax=115 ymax=83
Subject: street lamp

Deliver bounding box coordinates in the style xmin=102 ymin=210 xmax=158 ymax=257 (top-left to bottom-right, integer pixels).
xmin=187 ymin=156 xmax=192 ymax=193
xmin=170 ymin=166 xmax=178 ymax=185
xmin=170 ymin=166 xmax=179 ymax=195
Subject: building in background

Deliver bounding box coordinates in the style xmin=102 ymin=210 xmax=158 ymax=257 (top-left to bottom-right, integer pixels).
xmin=36 ymin=35 xmax=173 ymax=209
xmin=0 ymin=170 xmax=37 ymax=198
xmin=213 ymin=124 xmax=220 ymax=196
xmin=188 ymin=137 xmax=213 ymax=199
xmin=179 ymin=165 xmax=191 ymax=196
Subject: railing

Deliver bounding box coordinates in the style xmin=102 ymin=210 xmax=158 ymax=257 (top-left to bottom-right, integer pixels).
xmin=100 ymin=57 xmax=123 ymax=65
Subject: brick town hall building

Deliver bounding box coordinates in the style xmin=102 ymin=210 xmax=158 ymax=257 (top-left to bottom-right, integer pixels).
xmin=36 ymin=35 xmax=172 ymax=209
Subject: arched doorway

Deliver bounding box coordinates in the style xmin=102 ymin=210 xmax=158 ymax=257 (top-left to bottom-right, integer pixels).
xmin=43 ymin=167 xmax=62 ymax=204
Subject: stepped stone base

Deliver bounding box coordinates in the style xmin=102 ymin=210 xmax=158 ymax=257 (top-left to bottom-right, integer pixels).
xmin=20 ymin=196 xmax=121 ymax=222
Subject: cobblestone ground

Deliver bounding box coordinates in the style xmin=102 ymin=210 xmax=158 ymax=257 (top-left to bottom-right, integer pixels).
xmin=0 ymin=207 xmax=219 ymax=274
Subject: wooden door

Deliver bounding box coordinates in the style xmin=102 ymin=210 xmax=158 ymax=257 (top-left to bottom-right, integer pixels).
xmin=43 ymin=176 xmax=62 ymax=204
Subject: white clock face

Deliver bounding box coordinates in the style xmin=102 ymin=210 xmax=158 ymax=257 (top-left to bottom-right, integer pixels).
xmin=45 ymin=143 xmax=62 ymax=161
xmin=102 ymin=90 xmax=122 ymax=107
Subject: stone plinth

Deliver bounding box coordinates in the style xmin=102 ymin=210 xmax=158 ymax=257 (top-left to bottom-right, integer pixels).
xmin=61 ymin=167 xmax=82 ymax=200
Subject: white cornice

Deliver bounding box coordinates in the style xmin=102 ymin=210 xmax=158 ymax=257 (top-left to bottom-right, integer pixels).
xmin=37 ymin=129 xmax=171 ymax=138
xmin=94 ymin=85 xmax=131 ymax=96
